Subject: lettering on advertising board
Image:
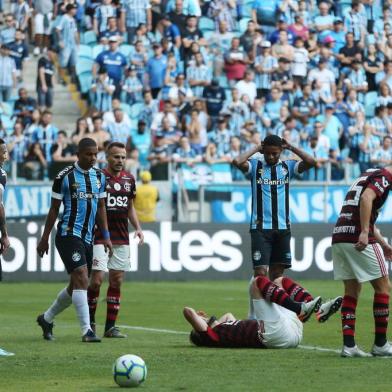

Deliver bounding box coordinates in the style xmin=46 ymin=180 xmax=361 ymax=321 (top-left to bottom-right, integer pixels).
xmin=3 ymin=222 xmax=391 ymax=281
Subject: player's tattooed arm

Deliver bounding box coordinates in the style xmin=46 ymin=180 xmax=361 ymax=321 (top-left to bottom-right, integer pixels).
xmin=232 ymin=143 xmax=263 ymax=173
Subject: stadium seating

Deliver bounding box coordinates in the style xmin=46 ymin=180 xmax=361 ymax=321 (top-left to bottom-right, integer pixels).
xmin=199 ymin=17 xmax=215 ymax=32
xmin=82 ymin=30 xmax=97 ymax=46
xmin=238 ymin=18 xmax=251 ymax=34
xmin=76 ymin=58 xmax=94 ymax=75
xmin=78 ymin=72 xmax=93 ymax=94
xmin=119 ymin=44 xmax=134 ymax=58
xmin=0 ymin=102 xmax=13 ymax=117
xmin=92 ymin=44 xmax=105 ymax=59
xmin=77 ymin=45 xmax=93 ymax=60
xmin=120 ymin=102 xmax=132 ymax=117
xmin=129 ymin=103 xmax=144 ymax=119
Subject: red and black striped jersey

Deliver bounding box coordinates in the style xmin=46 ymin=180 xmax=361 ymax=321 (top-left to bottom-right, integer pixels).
xmin=199 ymin=320 xmax=266 ymax=348
xmin=95 ymin=169 xmax=136 ymax=245
xmin=332 ymin=168 xmax=392 ymax=244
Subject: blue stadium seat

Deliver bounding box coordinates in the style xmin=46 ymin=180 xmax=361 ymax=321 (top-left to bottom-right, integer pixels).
xmin=92 ymin=44 xmax=105 ymax=59
xmin=83 ymin=30 xmax=97 ymax=46
xmin=129 ymin=102 xmax=144 ymax=119
xmin=77 ymin=44 xmax=93 ymax=59
xmin=119 ymin=44 xmax=134 ymax=58
xmin=1 ymin=115 xmax=15 ymax=132
xmin=78 ymin=72 xmax=93 ymax=94
xmin=241 ymin=3 xmax=253 ymax=18
xmin=364 ymin=91 xmax=378 ymax=118
xmin=218 ymin=75 xmax=230 ymax=89
xmin=199 ymin=17 xmax=215 ymax=32
xmin=202 ymin=30 xmax=214 ymax=41
xmin=0 ymin=102 xmax=13 ymax=116
xmin=76 ymin=58 xmax=94 ymax=75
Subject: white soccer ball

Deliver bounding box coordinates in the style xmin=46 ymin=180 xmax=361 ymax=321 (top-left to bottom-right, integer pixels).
xmin=113 ymin=354 xmax=147 ymax=388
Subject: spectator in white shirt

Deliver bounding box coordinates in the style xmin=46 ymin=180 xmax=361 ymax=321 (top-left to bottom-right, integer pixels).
xmin=235 ymin=70 xmax=257 ymax=105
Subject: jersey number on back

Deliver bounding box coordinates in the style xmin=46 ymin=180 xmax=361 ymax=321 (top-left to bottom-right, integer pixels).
xmin=343 ymin=176 xmax=367 ymax=207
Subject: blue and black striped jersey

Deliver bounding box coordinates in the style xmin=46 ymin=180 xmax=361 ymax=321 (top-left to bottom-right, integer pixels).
xmin=248 ymin=157 xmax=300 ymax=230
xmin=52 ymin=163 xmax=106 ymax=244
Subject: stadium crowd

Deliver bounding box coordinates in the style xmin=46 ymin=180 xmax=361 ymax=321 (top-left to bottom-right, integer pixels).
xmin=1 ymin=0 xmax=392 ymax=181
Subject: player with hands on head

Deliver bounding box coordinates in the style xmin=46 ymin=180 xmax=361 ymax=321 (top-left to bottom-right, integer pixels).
xmin=36 ymin=137 xmax=112 ymax=343
xmin=332 ymin=165 xmax=392 ymax=357
xmin=88 ymin=142 xmax=144 ymax=338
xmin=232 ymin=135 xmax=339 ymax=322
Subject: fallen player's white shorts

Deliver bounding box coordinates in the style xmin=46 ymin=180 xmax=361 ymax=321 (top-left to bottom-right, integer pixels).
xmin=92 ymin=244 xmax=131 ymax=272
xmin=253 ymin=299 xmax=303 ymax=349
xmin=332 ymin=242 xmax=388 ymax=283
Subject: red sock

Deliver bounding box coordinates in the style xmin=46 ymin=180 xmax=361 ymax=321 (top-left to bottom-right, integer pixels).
xmin=87 ymin=287 xmax=100 ymax=324
xmin=256 ymin=276 xmax=302 ymax=314
xmin=105 ymin=286 xmax=121 ymax=332
xmin=341 ymin=295 xmax=357 ymax=347
xmin=373 ymin=293 xmax=389 ymax=347
xmin=281 ymin=277 xmax=313 ymax=303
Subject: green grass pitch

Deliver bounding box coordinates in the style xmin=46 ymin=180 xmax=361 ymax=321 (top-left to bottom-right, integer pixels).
xmin=0 ymin=280 xmax=390 ymax=392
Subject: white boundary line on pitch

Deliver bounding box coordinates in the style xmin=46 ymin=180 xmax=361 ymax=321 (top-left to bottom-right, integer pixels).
xmin=118 ymin=324 xmax=341 ymax=354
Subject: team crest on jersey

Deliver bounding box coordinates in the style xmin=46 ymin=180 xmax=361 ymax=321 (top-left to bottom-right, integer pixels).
xmin=72 ymin=251 xmax=81 ymax=262
xmin=281 ymin=167 xmax=288 ymax=176
xmin=71 ymin=182 xmax=80 ymax=189
xmin=253 ymin=251 xmax=262 ymax=261
xmin=124 ymin=182 xmax=131 ymax=192
xmin=96 ymin=179 xmax=101 ymax=189
xmin=106 ymin=183 xmax=111 ymax=189
xmin=258 ymin=169 xmax=264 ymax=177
xmin=114 ymin=182 xmax=121 ymax=191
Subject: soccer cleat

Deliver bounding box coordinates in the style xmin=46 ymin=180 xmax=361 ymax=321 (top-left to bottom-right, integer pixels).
xmin=317 ymin=296 xmax=343 ymax=323
xmin=371 ymin=342 xmax=392 ymax=357
xmin=299 ymin=296 xmax=322 ymax=323
xmin=36 ymin=314 xmax=55 ymax=341
xmin=341 ymin=345 xmax=372 ymax=358
xmin=104 ymin=326 xmax=127 ymax=338
xmin=82 ymin=329 xmax=101 ymax=343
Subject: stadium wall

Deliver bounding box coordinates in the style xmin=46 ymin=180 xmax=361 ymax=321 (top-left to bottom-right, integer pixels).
xmin=2 ymin=222 xmax=392 ymax=282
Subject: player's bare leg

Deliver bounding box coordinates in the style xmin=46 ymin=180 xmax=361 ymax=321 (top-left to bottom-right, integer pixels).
xmin=268 ymin=264 xmax=285 ymax=281
xmin=248 ymin=266 xmax=268 ymax=319
xmin=87 ymin=270 xmax=105 ymax=334
xmin=370 ymin=276 xmax=392 ymax=356
xmin=104 ymin=269 xmax=127 ymax=338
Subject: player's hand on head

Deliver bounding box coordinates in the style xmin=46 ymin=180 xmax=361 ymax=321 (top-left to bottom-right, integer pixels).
xmin=354 ymin=231 xmax=368 ymax=252
xmin=0 ymin=235 xmax=10 ymax=255
xmin=37 ymin=239 xmax=49 ymax=258
xmin=281 ymin=138 xmax=291 ymax=150
xmin=134 ymin=230 xmax=144 ymax=245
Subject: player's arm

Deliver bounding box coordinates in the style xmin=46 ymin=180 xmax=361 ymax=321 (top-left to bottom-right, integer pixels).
xmin=232 ymin=143 xmax=263 ymax=173
xmin=355 ymin=187 xmax=376 ymax=252
xmin=217 ymin=313 xmax=236 ymax=324
xmin=128 ymin=198 xmax=144 ymax=244
xmin=0 ymin=185 xmax=9 ymax=255
xmin=282 ymin=139 xmax=317 ymax=173
xmin=37 ymin=198 xmax=61 ymax=257
xmin=96 ymin=197 xmax=113 ymax=256
xmin=374 ymin=225 xmax=392 ymax=260
xmin=183 ymin=307 xmax=208 ymax=332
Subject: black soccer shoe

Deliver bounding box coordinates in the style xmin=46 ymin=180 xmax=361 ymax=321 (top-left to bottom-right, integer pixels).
xmin=36 ymin=314 xmax=55 ymax=341
xmin=82 ymin=329 xmax=101 ymax=343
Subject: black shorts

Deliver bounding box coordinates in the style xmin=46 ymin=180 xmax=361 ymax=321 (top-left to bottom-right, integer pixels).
xmin=250 ymin=229 xmax=292 ymax=269
xmin=55 ymin=235 xmax=93 ymax=274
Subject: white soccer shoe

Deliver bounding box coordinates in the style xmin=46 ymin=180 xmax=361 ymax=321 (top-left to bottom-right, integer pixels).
xmin=317 ymin=296 xmax=343 ymax=323
xmin=299 ymin=296 xmax=322 ymax=323
xmin=341 ymin=345 xmax=372 ymax=358
xmin=371 ymin=342 xmax=392 ymax=357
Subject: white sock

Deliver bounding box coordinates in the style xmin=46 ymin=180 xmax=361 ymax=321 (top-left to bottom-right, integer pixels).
xmin=44 ymin=287 xmax=72 ymax=323
xmin=248 ymin=276 xmax=256 ymax=320
xmin=72 ymin=290 xmax=91 ymax=335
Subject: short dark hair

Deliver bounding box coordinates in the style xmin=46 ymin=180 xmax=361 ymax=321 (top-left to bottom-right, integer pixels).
xmin=107 ymin=142 xmax=126 ymax=151
xmin=189 ymin=331 xmax=206 ymax=346
xmin=78 ymin=137 xmax=97 ymax=151
xmin=92 ymin=115 xmax=102 ymax=122
xmin=263 ymin=135 xmax=283 ymax=147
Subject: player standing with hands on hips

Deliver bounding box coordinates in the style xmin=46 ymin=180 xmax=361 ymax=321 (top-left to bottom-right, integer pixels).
xmin=36 ymin=137 xmax=112 ymax=342
xmin=233 ymin=135 xmax=342 ymax=322
xmin=332 ymin=166 xmax=392 ymax=357
xmin=88 ymin=142 xmax=144 ymax=338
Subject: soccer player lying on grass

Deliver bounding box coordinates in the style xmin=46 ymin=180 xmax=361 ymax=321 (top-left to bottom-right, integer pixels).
xmin=184 ymin=276 xmax=342 ymax=349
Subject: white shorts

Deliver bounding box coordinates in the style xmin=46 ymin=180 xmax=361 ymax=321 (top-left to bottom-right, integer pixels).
xmin=332 ymin=242 xmax=388 ymax=283
xmin=253 ymin=299 xmax=303 ymax=348
xmin=35 ymin=13 xmax=53 ymax=35
xmin=92 ymin=244 xmax=131 ymax=272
